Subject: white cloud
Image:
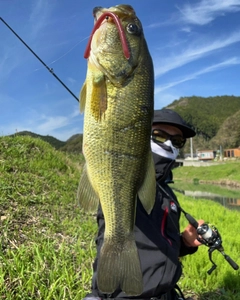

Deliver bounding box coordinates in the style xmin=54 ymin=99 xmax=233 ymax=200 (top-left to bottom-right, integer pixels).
xmin=0 ymin=44 xmax=23 ymax=82
xmin=146 ymin=0 xmax=240 ymax=30
xmin=34 ymin=111 xmax=83 ymax=140
xmin=154 ymin=31 xmax=240 ymax=77
xmin=67 ymin=77 xmax=77 ymax=85
xmin=181 ymin=27 xmax=192 ymax=33
xmin=29 ymin=0 xmax=53 ymax=37
xmin=0 ymin=0 xmax=55 ymax=82
xmin=36 ymin=115 xmax=70 ymax=133
xmin=155 ymin=57 xmax=240 ymax=93
xmin=146 ymin=19 xmax=173 ymax=29
xmin=154 ymin=92 xmax=181 ymax=109
xmin=178 ymin=0 xmax=240 ymax=25
xmin=70 ymin=107 xmax=81 ymax=118
xmin=0 ymin=105 xmax=83 ymax=141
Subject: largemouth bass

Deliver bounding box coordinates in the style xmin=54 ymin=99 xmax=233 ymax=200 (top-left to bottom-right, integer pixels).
xmin=77 ymin=4 xmax=155 ymax=296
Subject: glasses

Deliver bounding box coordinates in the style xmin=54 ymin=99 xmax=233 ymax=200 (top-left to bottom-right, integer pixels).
xmin=152 ymin=129 xmax=186 ymax=149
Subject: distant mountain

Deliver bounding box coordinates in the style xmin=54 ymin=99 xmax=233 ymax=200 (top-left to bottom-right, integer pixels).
xmin=167 ymin=95 xmax=240 ymax=139
xmin=59 ymin=134 xmax=83 ymax=153
xmin=66 ymin=134 xmax=82 ymax=143
xmin=166 ymin=95 xmax=240 ymax=154
xmin=12 ymin=131 xmax=66 ymax=149
xmin=11 ymin=131 xmax=84 ymax=153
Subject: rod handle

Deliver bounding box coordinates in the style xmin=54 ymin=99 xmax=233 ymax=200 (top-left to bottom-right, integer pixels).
xmin=224 ymin=254 xmax=239 ymax=270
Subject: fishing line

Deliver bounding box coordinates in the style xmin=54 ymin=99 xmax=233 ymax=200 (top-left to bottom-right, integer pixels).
xmin=34 ymin=35 xmax=90 ymax=72
xmin=0 ymin=16 xmax=79 ymax=102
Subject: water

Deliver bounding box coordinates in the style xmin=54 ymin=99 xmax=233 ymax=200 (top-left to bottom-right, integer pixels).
xmin=172 ymin=182 xmax=240 ymax=211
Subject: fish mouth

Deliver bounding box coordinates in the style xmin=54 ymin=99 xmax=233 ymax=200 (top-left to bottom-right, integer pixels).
xmin=84 ymin=6 xmax=132 ymax=60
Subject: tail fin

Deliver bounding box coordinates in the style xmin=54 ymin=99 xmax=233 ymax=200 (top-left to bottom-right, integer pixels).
xmin=97 ymin=237 xmax=143 ymax=296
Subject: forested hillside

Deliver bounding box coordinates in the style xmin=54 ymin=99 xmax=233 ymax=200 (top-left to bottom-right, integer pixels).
xmin=168 ymin=95 xmax=240 ymax=139
xmin=167 ymin=95 xmax=240 ymax=155
xmin=60 ymin=134 xmax=83 ymax=153
xmin=210 ymin=110 xmax=240 ymax=149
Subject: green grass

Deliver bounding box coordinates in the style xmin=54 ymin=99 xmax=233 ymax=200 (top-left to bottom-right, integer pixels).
xmin=173 ymin=161 xmax=240 ymax=185
xmin=178 ymin=193 xmax=240 ymax=299
xmin=0 ymin=136 xmax=96 ymax=299
xmin=0 ymin=135 xmax=240 ymax=299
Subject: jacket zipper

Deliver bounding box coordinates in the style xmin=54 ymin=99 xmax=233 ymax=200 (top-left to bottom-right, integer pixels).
xmin=161 ymin=207 xmax=172 ymax=245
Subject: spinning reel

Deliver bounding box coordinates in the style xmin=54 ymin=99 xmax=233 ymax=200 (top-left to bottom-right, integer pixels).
xmin=182 ymin=210 xmax=239 ymax=275
xmin=196 ymin=223 xmax=239 ymax=274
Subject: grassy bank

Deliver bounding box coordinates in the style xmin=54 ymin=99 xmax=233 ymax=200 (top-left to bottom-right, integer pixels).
xmin=0 ymin=136 xmax=239 ymax=299
xmin=0 ymin=136 xmax=96 ymax=299
xmin=173 ymin=161 xmax=240 ymax=186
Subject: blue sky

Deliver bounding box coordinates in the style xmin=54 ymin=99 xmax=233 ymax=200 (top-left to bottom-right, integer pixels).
xmin=1 ymin=0 xmax=240 ymax=141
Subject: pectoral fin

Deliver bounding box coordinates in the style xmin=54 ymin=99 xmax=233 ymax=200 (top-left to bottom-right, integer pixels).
xmin=77 ymin=164 xmax=99 ymax=212
xmin=79 ymin=81 xmax=87 ymax=113
xmin=91 ymin=73 xmax=107 ymax=121
xmin=138 ymin=150 xmax=156 ymax=214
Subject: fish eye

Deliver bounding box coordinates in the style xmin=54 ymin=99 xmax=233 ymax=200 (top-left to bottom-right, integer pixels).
xmin=126 ymin=23 xmax=141 ymax=35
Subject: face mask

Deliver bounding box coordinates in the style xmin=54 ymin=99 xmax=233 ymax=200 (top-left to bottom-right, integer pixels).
xmin=151 ymin=139 xmax=179 ymax=160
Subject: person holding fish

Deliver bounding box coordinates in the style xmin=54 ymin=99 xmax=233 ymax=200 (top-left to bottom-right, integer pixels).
xmin=82 ymin=108 xmax=203 ymax=300
xmin=78 ymin=4 xmax=203 ymax=300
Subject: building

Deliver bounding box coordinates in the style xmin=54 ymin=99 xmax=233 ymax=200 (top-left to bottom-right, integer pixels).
xmin=224 ymin=147 xmax=240 ymax=158
xmin=197 ymin=150 xmax=216 ymax=161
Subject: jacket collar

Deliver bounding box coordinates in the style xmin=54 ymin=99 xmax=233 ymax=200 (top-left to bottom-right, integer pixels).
xmin=152 ymin=152 xmax=175 ymax=184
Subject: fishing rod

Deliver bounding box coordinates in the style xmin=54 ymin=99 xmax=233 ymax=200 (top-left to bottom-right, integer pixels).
xmin=0 ymin=17 xmax=79 ymax=102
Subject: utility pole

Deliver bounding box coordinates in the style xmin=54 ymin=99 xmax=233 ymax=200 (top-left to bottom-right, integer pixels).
xmin=190 ymin=137 xmax=193 ymax=160
xmin=220 ymin=145 xmax=223 ymax=161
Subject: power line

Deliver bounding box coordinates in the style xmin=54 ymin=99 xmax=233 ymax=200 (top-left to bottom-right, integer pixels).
xmin=0 ymin=16 xmax=79 ymax=102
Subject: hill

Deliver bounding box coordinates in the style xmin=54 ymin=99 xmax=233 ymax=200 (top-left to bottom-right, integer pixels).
xmin=210 ymin=109 xmax=240 ymax=149
xmin=12 ymin=130 xmax=66 ymax=149
xmin=11 ymin=131 xmax=83 ymax=153
xmin=59 ymin=133 xmax=83 ymax=153
xmin=167 ymin=95 xmax=240 ymax=139
xmin=167 ymin=95 xmax=240 ymax=155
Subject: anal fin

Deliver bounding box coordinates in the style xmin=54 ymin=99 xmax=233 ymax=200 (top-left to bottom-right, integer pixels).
xmin=138 ymin=150 xmax=156 ymax=214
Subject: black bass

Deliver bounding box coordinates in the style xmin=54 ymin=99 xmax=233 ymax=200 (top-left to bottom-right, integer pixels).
xmin=78 ymin=4 xmax=155 ymax=296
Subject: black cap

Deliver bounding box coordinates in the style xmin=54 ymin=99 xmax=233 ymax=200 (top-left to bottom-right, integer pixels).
xmin=152 ymin=109 xmax=196 ymax=138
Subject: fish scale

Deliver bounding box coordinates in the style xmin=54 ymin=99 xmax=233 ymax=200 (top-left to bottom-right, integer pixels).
xmin=77 ymin=4 xmax=156 ymax=296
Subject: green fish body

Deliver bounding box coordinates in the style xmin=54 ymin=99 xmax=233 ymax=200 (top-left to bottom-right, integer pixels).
xmin=78 ymin=5 xmax=156 ymax=296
